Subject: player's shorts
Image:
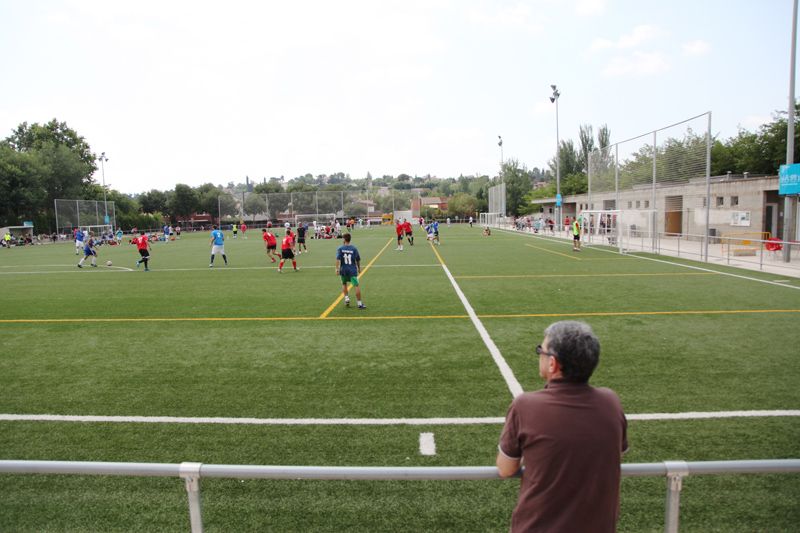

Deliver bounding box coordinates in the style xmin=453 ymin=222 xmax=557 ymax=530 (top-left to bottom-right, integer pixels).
xmin=84 ymin=249 xmax=96 ymax=257
xmin=573 ymin=234 xmax=580 ymax=241
xmin=340 ymin=274 xmax=359 ymax=286
xmin=397 ymin=234 xmax=403 ymax=241
xmin=75 ymin=240 xmax=83 ymax=248
xmin=212 ymin=244 xmax=225 ymax=255
xmin=405 ymin=231 xmax=412 ymax=236
xmin=298 ymin=237 xmax=306 ymax=244
xmin=267 ymin=244 xmax=277 ymax=251
xmin=138 ymin=249 xmax=149 ymax=259
xmin=281 ymin=248 xmax=294 ymax=259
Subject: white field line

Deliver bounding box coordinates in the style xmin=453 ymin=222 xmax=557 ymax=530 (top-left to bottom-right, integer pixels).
xmin=430 ymin=245 xmax=524 ymax=398
xmin=419 ymin=432 xmax=437 ymax=455
xmin=0 ymin=264 xmax=438 ymax=275
xmin=506 ymin=229 xmax=800 ymax=291
xmin=0 ymin=410 xmax=798 ymax=425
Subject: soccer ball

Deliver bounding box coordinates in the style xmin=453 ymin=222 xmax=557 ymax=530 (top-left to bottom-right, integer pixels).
xmin=106 ymin=260 xmax=113 ymax=267
xmin=284 ymin=222 xmax=290 ymax=229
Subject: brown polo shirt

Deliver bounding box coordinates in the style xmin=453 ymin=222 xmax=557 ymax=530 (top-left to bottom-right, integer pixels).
xmin=498 ymin=380 xmax=628 ymax=532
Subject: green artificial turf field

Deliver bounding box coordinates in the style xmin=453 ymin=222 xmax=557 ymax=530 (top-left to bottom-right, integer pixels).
xmin=1 ymin=225 xmax=798 ymax=531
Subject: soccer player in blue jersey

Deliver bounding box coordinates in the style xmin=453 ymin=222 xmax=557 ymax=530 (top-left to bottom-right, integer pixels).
xmin=209 ymin=225 xmax=228 ymax=267
xmin=335 ymin=233 xmax=365 ymax=309
xmin=77 ymin=233 xmax=98 ymax=268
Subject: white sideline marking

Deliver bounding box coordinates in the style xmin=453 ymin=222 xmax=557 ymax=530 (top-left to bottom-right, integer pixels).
xmin=419 ymin=432 xmax=436 ymax=455
xmin=431 ymin=245 xmax=524 ymax=398
xmin=1 ymin=410 xmax=796 ymax=425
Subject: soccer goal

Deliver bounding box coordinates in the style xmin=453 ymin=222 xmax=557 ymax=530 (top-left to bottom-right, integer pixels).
xmin=295 ymin=213 xmax=336 ymax=229
xmin=79 ymin=224 xmax=114 ymax=238
xmin=479 ymin=212 xmax=504 ymax=228
xmin=578 ymin=210 xmax=623 ymax=253
xmin=579 ymin=209 xmax=659 ymax=254
xmin=55 ymin=199 xmax=117 ymax=236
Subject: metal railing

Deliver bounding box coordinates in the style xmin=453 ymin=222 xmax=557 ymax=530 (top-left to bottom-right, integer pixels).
xmin=1 ymin=459 xmax=799 ymax=533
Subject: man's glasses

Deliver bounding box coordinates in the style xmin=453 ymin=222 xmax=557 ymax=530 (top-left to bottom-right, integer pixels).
xmin=536 ymin=344 xmax=557 ymax=358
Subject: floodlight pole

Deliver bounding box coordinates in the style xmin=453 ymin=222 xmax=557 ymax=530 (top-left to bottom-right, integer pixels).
xmin=498 ymin=135 xmax=504 ymax=169
xmin=783 ymin=0 xmax=798 ymax=262
xmin=98 ymin=152 xmax=109 ymax=230
xmin=550 ymin=85 xmax=561 ymax=232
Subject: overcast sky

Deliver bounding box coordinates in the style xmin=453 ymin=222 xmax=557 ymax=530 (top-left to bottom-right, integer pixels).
xmin=1 ymin=0 xmax=796 ymax=194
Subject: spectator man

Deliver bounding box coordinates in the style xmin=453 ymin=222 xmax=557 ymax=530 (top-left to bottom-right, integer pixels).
xmin=496 ymin=321 xmax=627 ymax=533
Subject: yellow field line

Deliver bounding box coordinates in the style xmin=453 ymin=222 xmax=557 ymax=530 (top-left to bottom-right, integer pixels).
xmin=456 ymin=272 xmax=716 ymax=280
xmin=429 ymin=240 xmax=446 ymax=265
xmin=2 ymin=309 xmax=798 ymax=325
xmin=318 ymin=237 xmax=394 ymax=318
xmin=524 ymin=243 xmax=581 ymax=260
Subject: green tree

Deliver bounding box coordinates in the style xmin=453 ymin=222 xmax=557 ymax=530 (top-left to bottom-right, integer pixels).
xmin=138 ymin=189 xmax=168 ymax=214
xmin=0 ymin=145 xmax=46 ymax=227
xmin=168 ymin=184 xmax=198 ymax=221
xmin=447 ymin=192 xmax=478 ymax=217
xmin=500 ymin=159 xmax=534 ymax=216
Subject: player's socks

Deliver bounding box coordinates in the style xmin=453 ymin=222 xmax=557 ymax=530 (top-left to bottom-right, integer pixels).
xmin=223 ymin=254 xmax=228 ymax=265
xmin=292 ymin=260 xmax=297 ymax=270
xmin=279 ymin=260 xmax=284 ymax=271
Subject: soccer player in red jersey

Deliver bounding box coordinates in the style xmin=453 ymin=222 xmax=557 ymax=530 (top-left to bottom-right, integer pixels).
xmin=278 ymin=230 xmax=298 ymax=272
xmin=133 ymin=230 xmax=151 ymax=271
xmin=402 ymin=219 xmax=414 ymax=246
xmin=262 ymin=228 xmax=279 ymax=263
xmin=395 ymin=219 xmax=404 ymax=251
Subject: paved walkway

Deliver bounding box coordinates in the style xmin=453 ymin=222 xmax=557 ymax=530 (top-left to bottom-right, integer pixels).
xmin=508 ymin=227 xmax=800 ymax=279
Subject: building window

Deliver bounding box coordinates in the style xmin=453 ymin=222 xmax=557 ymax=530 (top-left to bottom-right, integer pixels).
xmin=627 ymin=201 xmax=632 ymax=208
xmin=731 ymin=196 xmax=739 ymax=206
xmin=636 ymin=200 xmax=641 ymax=208
xmin=716 ymin=196 xmax=724 ymax=207
xmin=644 ymin=200 xmax=650 ymax=208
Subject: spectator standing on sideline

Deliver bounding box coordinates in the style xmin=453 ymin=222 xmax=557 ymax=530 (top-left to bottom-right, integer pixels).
xmin=240 ymin=222 xmax=247 ymax=239
xmin=496 ymin=321 xmax=627 ymax=533
xmin=468 ymin=215 xmax=473 ymax=228
xmin=335 ymin=232 xmax=365 ymax=309
xmin=209 ymin=225 xmax=228 ymax=267
xmin=133 ymin=230 xmax=151 ymax=271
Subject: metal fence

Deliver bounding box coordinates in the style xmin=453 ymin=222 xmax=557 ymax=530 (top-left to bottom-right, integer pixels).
xmin=1 ymin=459 xmax=798 ymax=533
xmin=218 ymin=189 xmax=424 ymax=224
xmin=587 ymin=113 xmax=712 ymax=258
xmin=487 ymin=183 xmax=506 ymax=216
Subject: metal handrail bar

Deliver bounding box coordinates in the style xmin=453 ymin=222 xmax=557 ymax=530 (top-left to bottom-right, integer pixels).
xmin=1 ymin=459 xmax=799 ymax=533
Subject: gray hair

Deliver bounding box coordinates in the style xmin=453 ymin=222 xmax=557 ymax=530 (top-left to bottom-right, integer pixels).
xmin=543 ymin=321 xmax=600 ymax=383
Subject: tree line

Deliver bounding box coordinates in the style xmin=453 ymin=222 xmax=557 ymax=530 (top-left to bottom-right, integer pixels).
xmin=2 ymin=108 xmax=795 ymax=231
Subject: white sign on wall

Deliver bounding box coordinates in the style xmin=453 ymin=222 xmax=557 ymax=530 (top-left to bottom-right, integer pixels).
xmin=730 ymin=211 xmax=751 ymax=227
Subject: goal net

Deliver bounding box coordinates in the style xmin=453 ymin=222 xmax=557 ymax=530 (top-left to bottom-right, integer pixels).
xmin=55 ymin=199 xmax=117 ymax=235
xmin=479 ymin=212 xmax=504 ymax=228
xmin=579 ymin=209 xmax=658 ymax=254
xmin=578 ymin=210 xmax=622 ymax=253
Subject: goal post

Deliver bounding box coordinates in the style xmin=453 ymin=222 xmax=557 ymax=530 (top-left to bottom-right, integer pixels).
xmin=578 ymin=210 xmax=623 ymax=253
xmin=54 ymin=199 xmax=117 ymax=235
xmin=479 ymin=212 xmax=503 ymax=228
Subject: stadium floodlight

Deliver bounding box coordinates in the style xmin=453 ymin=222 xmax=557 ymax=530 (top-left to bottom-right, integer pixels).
xmin=98 ymin=152 xmax=109 ymax=229
xmin=497 ymin=135 xmax=503 ymax=168
xmin=550 ymin=85 xmax=561 ymax=230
